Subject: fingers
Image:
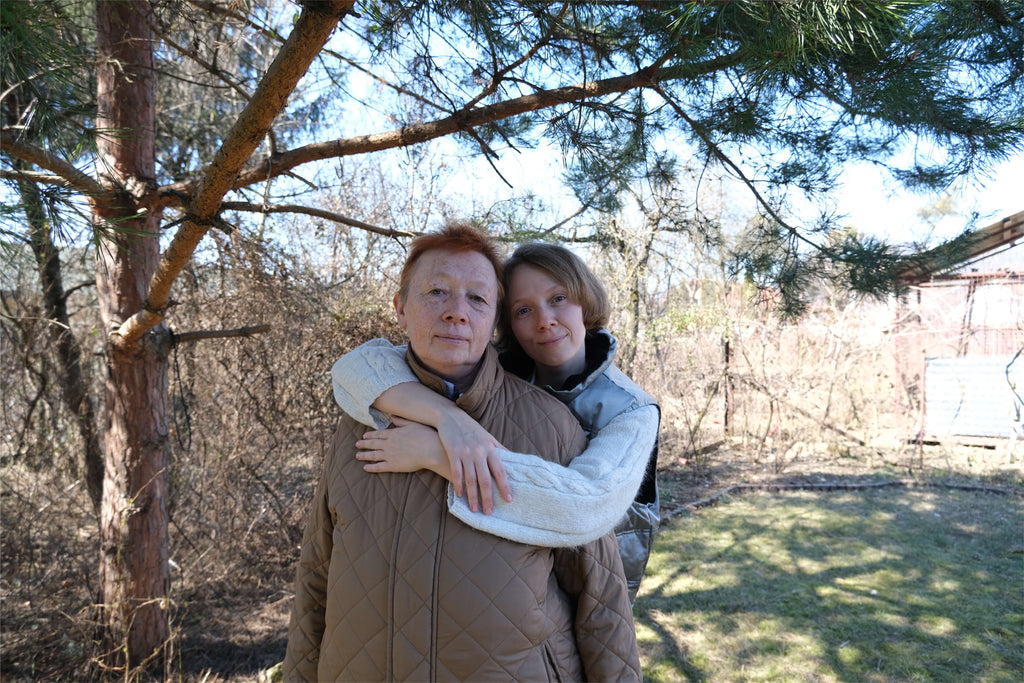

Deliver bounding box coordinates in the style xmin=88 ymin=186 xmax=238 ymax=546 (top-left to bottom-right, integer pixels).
xmin=356 ymin=430 xmax=386 ymax=447
xmin=450 ymin=448 xmax=508 ymax=515
xmin=355 ymin=450 xmax=382 ymax=462
xmin=450 ymin=459 xmax=465 ymax=499
xmin=463 ymin=459 xmax=481 ymax=513
xmin=356 ymin=449 xmax=387 ymax=472
xmin=476 ymin=465 xmax=495 ymax=515
xmin=356 ymin=423 xmax=395 ymax=450
xmin=488 ymin=454 xmax=512 ymax=504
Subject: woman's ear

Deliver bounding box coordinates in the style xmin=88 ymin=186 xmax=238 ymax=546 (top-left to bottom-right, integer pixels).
xmin=393 ymin=292 xmax=407 ymax=330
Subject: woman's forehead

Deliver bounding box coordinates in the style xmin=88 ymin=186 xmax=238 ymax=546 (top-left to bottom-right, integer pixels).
xmin=412 ymin=249 xmax=499 ymax=289
xmin=509 ymin=262 xmax=566 ymax=293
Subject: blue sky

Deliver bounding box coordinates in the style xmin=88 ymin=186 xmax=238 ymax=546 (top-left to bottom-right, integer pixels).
xmin=831 ymin=156 xmax=1023 ymax=245
xmin=471 ymin=142 xmax=1023 ymax=249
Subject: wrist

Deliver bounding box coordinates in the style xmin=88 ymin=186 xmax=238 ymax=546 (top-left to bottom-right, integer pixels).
xmin=436 ymin=405 xmax=473 ymax=436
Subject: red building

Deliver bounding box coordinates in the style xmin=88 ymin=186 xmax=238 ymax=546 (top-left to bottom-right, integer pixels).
xmin=893 ymin=211 xmax=1023 ymax=447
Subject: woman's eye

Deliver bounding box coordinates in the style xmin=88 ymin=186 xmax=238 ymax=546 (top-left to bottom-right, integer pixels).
xmin=515 ymin=307 xmax=530 ymax=317
xmin=552 ymin=295 xmax=567 ymax=304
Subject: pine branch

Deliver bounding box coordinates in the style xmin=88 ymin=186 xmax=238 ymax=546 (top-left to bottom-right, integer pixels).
xmin=0 ymin=134 xmax=111 ymax=201
xmin=153 ymin=51 xmax=744 ymax=205
xmin=219 ymin=201 xmax=417 ymax=238
xmin=0 ymin=169 xmax=76 ymax=188
xmin=651 ymin=85 xmax=825 ymax=256
xmin=114 ymin=0 xmax=356 ymax=349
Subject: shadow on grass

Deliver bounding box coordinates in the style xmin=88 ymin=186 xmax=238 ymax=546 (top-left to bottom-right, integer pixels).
xmin=635 ymin=485 xmax=1024 ymax=682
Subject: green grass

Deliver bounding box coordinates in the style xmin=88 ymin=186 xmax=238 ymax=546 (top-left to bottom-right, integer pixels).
xmin=635 ymin=489 xmax=1024 ymax=682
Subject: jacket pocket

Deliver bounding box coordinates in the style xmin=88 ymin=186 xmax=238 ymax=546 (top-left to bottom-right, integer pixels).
xmin=543 ymin=641 xmax=564 ymax=683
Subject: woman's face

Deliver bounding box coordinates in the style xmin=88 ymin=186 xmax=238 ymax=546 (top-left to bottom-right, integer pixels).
xmin=508 ymin=263 xmax=588 ymax=383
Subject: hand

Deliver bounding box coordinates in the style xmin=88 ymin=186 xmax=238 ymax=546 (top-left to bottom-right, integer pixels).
xmin=370 ymin=382 xmax=512 ymax=513
xmin=356 ymin=417 xmax=447 ymax=475
xmin=435 ymin=410 xmax=511 ymax=515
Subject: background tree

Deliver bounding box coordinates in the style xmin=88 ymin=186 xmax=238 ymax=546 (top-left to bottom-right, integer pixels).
xmin=2 ymin=0 xmax=1021 ymax=671
xmin=0 ymin=0 xmax=103 ymax=510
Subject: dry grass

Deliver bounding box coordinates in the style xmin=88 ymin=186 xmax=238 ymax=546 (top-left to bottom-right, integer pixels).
xmin=2 ymin=435 xmax=1021 ymax=682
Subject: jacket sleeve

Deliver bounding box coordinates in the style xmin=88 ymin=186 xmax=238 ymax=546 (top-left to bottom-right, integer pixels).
xmin=448 ymin=404 xmax=659 ymax=547
xmin=331 ymin=339 xmax=413 ymax=427
xmin=552 ymin=534 xmax=642 ymax=682
xmin=282 ymin=445 xmax=336 ymax=682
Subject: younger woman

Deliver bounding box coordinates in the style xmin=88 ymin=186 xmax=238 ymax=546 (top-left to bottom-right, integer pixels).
xmin=332 ymin=242 xmax=660 ymax=601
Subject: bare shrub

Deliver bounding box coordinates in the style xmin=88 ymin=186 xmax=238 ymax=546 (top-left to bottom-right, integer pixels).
xmin=2 ymin=217 xmax=409 ymax=679
xmin=161 ymin=229 xmax=404 ymax=661
xmin=0 ymin=245 xmax=100 ymax=476
xmin=1 ymin=464 xmax=99 ymax=680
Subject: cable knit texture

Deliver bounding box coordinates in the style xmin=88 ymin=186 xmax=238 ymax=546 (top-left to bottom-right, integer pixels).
xmin=285 ymin=346 xmax=641 ymax=682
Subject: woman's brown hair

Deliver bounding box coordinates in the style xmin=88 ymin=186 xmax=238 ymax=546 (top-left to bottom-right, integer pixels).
xmin=497 ymin=242 xmax=609 ymax=348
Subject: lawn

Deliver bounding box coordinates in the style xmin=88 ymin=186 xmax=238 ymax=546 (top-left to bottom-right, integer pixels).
xmin=636 ymin=488 xmax=1024 ymax=682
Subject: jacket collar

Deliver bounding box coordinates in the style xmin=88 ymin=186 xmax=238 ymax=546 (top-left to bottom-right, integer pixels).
xmin=405 ymin=344 xmax=501 ymax=421
xmin=543 ymin=329 xmax=617 ymax=401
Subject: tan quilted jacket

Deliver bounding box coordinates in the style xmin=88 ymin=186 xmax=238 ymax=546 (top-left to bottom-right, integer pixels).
xmin=283 ymin=345 xmax=641 ymax=682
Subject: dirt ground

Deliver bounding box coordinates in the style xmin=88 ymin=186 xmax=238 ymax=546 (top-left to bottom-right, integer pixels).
xmin=3 ymin=438 xmax=1021 ymax=682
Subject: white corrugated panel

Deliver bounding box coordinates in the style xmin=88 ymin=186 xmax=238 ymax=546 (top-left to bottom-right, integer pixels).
xmin=924 ymin=355 xmax=1023 ymax=438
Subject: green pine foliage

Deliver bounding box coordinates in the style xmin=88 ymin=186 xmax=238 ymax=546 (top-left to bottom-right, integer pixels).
xmin=3 ymin=0 xmax=1022 ymax=304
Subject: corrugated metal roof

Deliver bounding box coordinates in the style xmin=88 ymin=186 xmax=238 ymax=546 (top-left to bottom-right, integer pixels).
xmin=899 ymin=211 xmax=1024 ymax=284
xmin=924 ymin=355 xmax=1023 ymax=438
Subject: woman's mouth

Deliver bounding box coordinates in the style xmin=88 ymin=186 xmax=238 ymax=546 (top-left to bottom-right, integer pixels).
xmin=538 ymin=335 xmax=565 ymax=347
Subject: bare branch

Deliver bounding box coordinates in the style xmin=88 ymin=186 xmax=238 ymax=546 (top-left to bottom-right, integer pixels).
xmin=171 ymin=324 xmax=271 ymax=344
xmin=61 ymin=280 xmax=96 ymax=303
xmin=147 ymin=15 xmax=254 ymax=102
xmin=189 ymin=0 xmax=447 ymax=114
xmin=220 ymin=201 xmax=418 ymax=238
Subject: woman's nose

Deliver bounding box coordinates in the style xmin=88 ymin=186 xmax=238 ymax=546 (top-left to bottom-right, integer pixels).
xmin=444 ymin=298 xmax=469 ymax=322
xmin=536 ymin=307 xmax=556 ymax=329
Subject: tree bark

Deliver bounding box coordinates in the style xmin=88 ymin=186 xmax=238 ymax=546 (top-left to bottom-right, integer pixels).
xmin=90 ymin=1 xmax=352 ymax=667
xmin=93 ymin=0 xmax=170 ymax=669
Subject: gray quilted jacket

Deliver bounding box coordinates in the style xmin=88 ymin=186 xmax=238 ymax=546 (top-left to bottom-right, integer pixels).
xmin=283 ymin=345 xmax=641 ymax=682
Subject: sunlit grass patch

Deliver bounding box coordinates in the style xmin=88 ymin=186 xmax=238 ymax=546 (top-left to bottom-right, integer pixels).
xmin=636 ymin=489 xmax=1024 ymax=682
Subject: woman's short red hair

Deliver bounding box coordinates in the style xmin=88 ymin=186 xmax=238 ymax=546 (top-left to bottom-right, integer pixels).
xmin=397 ymin=221 xmax=505 ymax=303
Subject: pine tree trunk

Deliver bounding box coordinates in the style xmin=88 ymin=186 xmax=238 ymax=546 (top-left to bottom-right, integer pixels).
xmin=94 ymin=0 xmax=170 ymax=668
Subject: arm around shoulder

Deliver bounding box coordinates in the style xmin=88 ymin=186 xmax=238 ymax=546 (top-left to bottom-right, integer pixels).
xmin=331 ymin=339 xmax=414 ymax=427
